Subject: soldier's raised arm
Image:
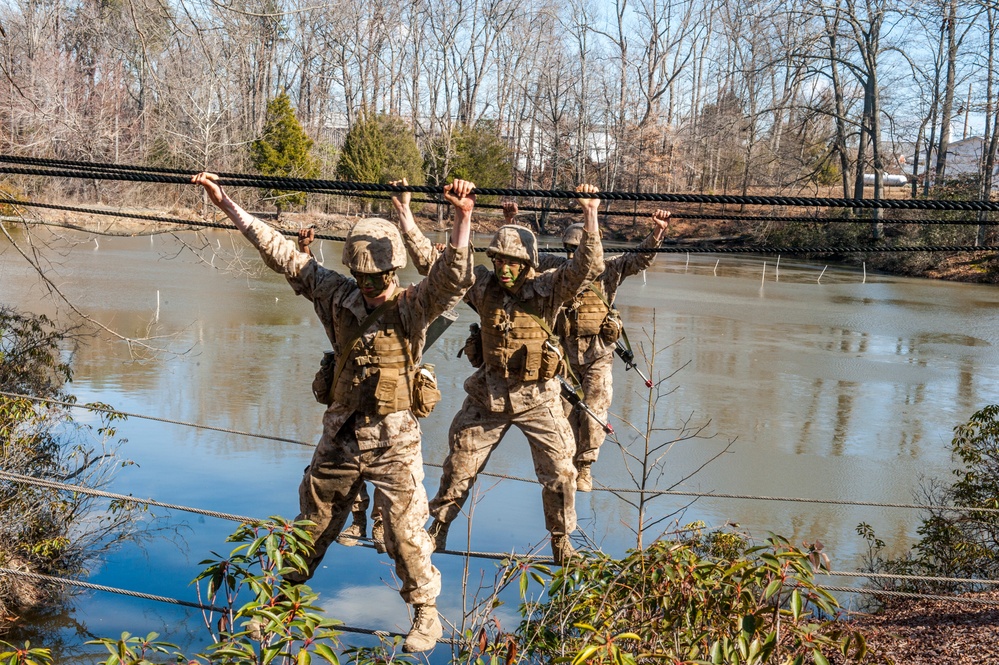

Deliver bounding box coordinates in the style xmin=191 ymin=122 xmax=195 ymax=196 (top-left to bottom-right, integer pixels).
xmin=443 ymin=179 xmax=474 ymax=250
xmin=545 ymin=184 xmax=604 ymax=305
xmin=407 ymin=179 xmax=476 ymax=325
xmin=391 ymin=178 xmax=439 ymax=276
xmin=603 ymin=208 xmax=671 ymax=285
xmin=192 ymin=172 xmax=312 ymax=281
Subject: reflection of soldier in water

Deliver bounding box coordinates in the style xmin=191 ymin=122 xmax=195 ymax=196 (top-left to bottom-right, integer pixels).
xmin=534 ymin=206 xmax=671 ymax=492
xmin=404 ymin=185 xmax=605 ymax=565
xmin=192 ymin=172 xmax=475 ymax=653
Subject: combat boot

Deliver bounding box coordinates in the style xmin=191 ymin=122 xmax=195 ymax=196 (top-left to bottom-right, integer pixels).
xmin=371 ymin=516 xmax=386 ymax=554
xmin=403 ymin=603 xmax=443 ymax=653
xmin=427 ymin=519 xmax=449 ymax=552
xmin=551 ymin=534 xmax=576 ymax=566
xmin=576 ymin=462 xmax=593 ymax=492
xmin=336 ymin=512 xmax=367 ymax=547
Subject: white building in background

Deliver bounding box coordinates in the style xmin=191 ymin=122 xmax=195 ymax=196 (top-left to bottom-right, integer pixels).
xmin=515 ymin=125 xmax=617 ymax=172
xmin=905 ymin=135 xmax=999 ymax=189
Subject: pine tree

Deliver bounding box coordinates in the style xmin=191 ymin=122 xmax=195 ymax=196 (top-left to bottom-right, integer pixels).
xmin=450 ymin=121 xmax=513 ymax=190
xmin=336 ymin=113 xmax=425 ymax=211
xmin=250 ymin=92 xmax=320 ymax=213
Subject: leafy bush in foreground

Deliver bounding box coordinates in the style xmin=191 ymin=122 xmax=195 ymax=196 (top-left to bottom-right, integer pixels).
xmin=518 ymin=529 xmax=870 ymax=665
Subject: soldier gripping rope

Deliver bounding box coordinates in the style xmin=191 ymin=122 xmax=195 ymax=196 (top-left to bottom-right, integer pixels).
xmin=191 ymin=172 xmax=475 ymax=653
xmin=533 ymin=205 xmax=671 ymax=492
xmin=314 ymin=178 xmax=466 ymax=555
xmin=403 ymin=184 xmax=605 ymax=565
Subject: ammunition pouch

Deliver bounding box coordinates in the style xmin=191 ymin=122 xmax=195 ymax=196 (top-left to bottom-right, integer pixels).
xmin=458 ymin=323 xmax=484 ymax=368
xmin=599 ymin=309 xmax=624 ymax=345
xmin=539 ymin=337 xmax=565 ymax=381
xmin=312 ymin=351 xmax=336 ymax=405
xmin=411 ymin=364 xmax=442 ymax=418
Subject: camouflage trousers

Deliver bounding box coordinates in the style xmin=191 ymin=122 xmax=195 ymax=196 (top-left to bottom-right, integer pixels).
xmin=285 ymin=422 xmax=440 ymax=606
xmin=429 ymin=396 xmax=577 ymax=536
xmin=564 ymin=352 xmax=614 ymax=465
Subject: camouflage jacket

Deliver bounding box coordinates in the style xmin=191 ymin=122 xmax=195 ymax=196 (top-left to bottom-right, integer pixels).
xmin=403 ymin=224 xmax=604 ymax=414
xmin=537 ymin=232 xmax=660 ymax=368
xmin=237 ymin=213 xmax=473 ymax=449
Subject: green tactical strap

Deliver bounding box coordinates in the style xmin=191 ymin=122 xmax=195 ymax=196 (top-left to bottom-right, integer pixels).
xmin=328 ymin=292 xmax=402 ymax=404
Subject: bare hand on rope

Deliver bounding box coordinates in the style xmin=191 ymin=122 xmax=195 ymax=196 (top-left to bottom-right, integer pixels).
xmin=389 ymin=177 xmax=412 ymax=212
xmin=502 ymin=201 xmax=518 ymax=224
xmin=577 ymin=183 xmax=600 ymax=233
xmin=443 ymin=178 xmax=476 ymax=212
xmin=445 ymin=179 xmax=475 ymax=249
xmin=576 ymin=183 xmax=601 ymax=211
xmin=297 ymin=227 xmax=315 ymax=255
xmin=388 ymin=177 xmax=419 ymax=235
xmin=651 ymin=209 xmax=671 ymax=242
xmin=192 ymin=172 xmax=226 ymax=207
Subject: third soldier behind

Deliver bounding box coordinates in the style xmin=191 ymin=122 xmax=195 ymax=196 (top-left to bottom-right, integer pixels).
xmin=533 ymin=205 xmax=671 ymax=492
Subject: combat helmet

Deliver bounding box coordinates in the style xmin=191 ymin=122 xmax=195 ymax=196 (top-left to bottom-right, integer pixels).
xmin=562 ymin=223 xmax=584 ymax=247
xmin=342 ymin=218 xmax=407 ymax=273
xmin=486 ymin=225 xmax=538 ymax=269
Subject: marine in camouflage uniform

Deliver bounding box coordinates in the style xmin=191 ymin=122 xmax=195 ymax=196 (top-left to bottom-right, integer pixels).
xmin=407 ymin=185 xmax=605 ymax=565
xmin=331 ymin=178 xmax=469 ymax=553
xmin=191 ymin=172 xmax=476 ymax=653
xmin=536 ymin=209 xmax=671 ymax=492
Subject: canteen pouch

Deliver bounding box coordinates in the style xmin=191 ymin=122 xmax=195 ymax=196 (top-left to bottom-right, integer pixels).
xmin=458 ymin=323 xmax=484 ymax=368
xmin=411 ymin=364 xmax=442 ymax=418
xmin=312 ymin=351 xmax=336 ymax=405
xmin=539 ymin=338 xmax=565 ymax=381
xmin=599 ymin=310 xmax=624 ymax=345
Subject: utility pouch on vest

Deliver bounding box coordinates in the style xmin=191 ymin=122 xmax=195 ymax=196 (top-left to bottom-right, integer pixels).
xmin=411 ymin=363 xmax=442 ymax=418
xmin=600 ymin=309 xmax=624 ymax=345
xmin=312 ymin=351 xmax=336 ymax=405
xmin=373 ymin=367 xmax=406 ymax=416
xmin=458 ymin=323 xmax=484 ymax=368
xmin=539 ymin=337 xmax=565 ymax=381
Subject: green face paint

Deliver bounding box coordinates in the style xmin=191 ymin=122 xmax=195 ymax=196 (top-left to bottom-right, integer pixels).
xmin=492 ymin=257 xmax=526 ymax=288
xmin=351 ymin=270 xmax=394 ymax=297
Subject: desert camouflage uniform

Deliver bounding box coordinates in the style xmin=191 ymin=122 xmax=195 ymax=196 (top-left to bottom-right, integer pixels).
xmin=233 ymin=211 xmax=472 ymax=605
xmin=342 ymin=230 xmax=468 ymax=541
xmin=537 ymin=232 xmax=661 ymax=464
xmin=405 ymin=226 xmax=604 ymax=540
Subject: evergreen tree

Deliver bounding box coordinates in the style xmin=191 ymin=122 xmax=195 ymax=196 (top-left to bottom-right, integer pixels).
xmin=336 ymin=113 xmax=425 ymax=211
xmin=449 ymin=121 xmax=513 ymax=191
xmin=250 ymin=92 xmax=320 ymax=212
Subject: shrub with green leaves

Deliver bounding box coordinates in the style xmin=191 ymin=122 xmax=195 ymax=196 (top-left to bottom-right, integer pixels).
xmin=87 ymin=517 xmax=342 ymax=665
xmin=517 ymin=530 xmax=869 ymax=665
xmin=0 ymin=306 xmax=141 ymax=625
xmin=251 ymin=91 xmax=321 ymax=212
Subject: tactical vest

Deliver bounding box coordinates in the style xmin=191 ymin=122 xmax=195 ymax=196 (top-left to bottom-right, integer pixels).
xmin=331 ymin=299 xmax=416 ymax=416
xmin=562 ymin=284 xmax=610 ymax=337
xmin=480 ymin=277 xmax=554 ymax=382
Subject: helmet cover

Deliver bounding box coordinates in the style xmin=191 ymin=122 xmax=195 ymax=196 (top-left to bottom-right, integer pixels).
xmin=342 ymin=218 xmax=407 ymax=273
xmin=486 ymin=225 xmax=539 ymax=269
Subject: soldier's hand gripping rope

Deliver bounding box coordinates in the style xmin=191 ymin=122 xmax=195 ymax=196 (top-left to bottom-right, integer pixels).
xmin=557 ymin=374 xmax=614 ymax=435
